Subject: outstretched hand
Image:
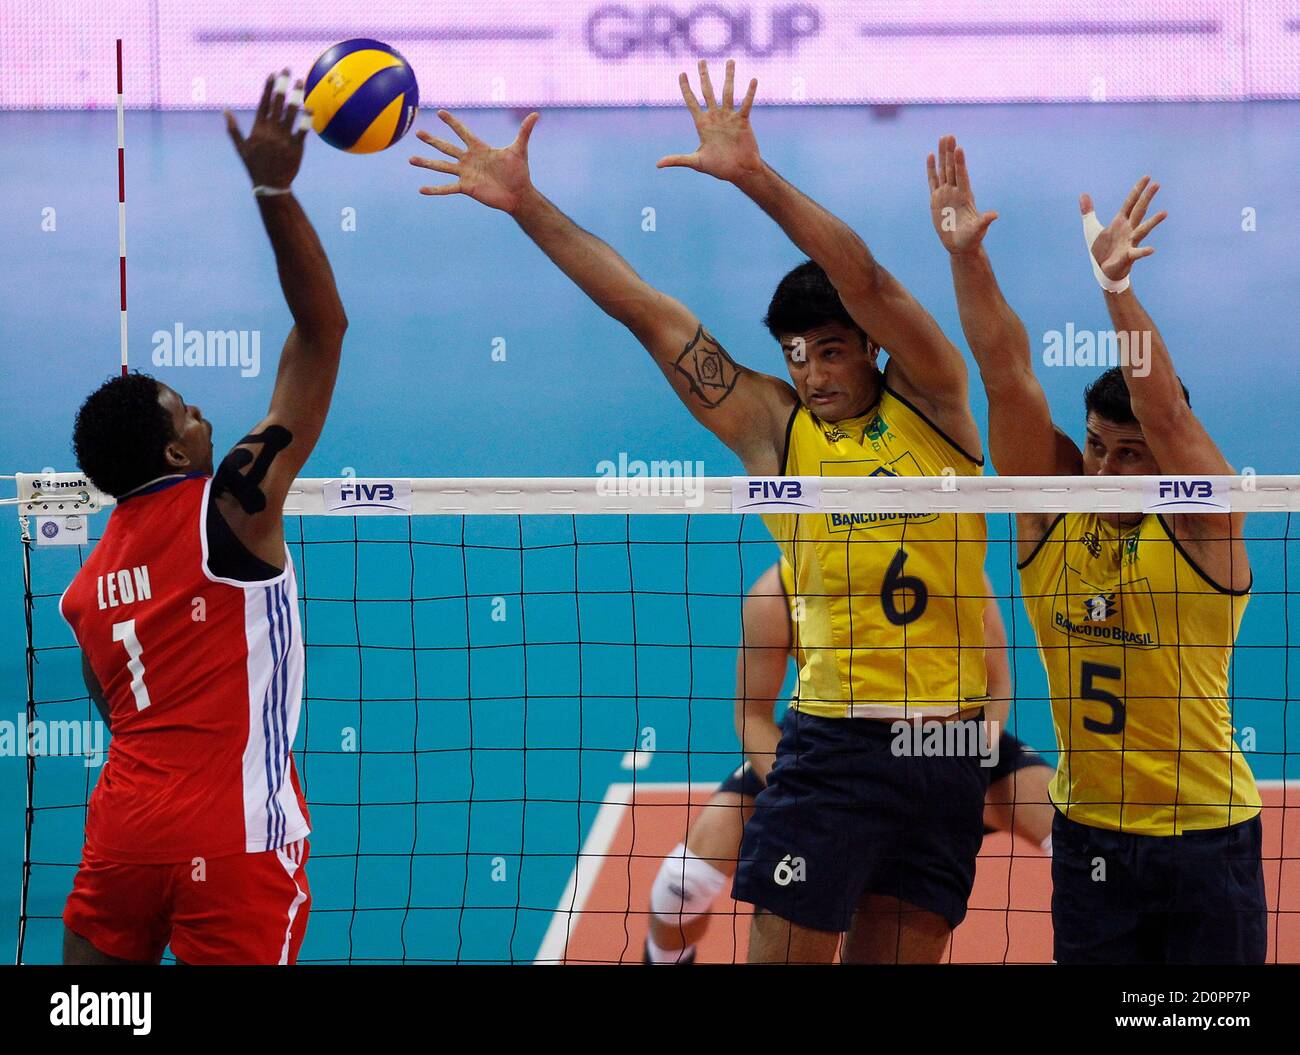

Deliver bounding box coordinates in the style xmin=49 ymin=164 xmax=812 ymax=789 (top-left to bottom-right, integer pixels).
xmin=1082 ymin=176 xmax=1168 ymax=283
xmin=409 ymin=110 xmax=539 ymax=214
xmin=927 ymin=135 xmax=997 ymax=255
xmin=225 ymin=71 xmax=308 ymax=190
xmin=657 ymin=59 xmax=761 ymax=184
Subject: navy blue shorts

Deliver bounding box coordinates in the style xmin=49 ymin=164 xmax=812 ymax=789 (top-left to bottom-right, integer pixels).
xmin=716 ymin=761 xmax=766 ymax=799
xmin=1051 ymin=810 xmax=1267 ymax=964
xmin=985 ymin=731 xmax=1049 ymax=787
xmin=732 ymin=709 xmax=987 ymax=933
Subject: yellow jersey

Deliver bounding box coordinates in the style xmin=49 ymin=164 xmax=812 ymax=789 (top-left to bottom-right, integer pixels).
xmin=777 ymin=555 xmax=798 ymax=660
xmin=1018 ymin=512 xmax=1260 ymax=834
xmin=763 ymin=387 xmax=988 ymax=719
xmin=778 ymin=555 xmax=795 ymax=599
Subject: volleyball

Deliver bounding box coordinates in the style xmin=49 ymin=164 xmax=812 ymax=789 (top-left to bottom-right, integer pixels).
xmin=304 ymin=38 xmax=419 ymax=154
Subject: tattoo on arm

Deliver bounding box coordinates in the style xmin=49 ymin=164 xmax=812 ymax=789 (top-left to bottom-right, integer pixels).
xmin=212 ymin=425 xmax=294 ymax=515
xmin=673 ymin=326 xmax=741 ymax=409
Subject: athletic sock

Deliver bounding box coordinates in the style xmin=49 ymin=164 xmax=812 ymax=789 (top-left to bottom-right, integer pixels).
xmin=645 ymin=934 xmax=695 ymax=964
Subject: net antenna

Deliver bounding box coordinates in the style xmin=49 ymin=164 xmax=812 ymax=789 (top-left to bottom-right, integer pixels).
xmin=116 ymin=38 xmax=127 ymax=376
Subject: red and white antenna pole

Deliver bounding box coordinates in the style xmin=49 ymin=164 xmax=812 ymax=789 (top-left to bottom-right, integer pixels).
xmin=116 ymin=38 xmax=128 ymax=376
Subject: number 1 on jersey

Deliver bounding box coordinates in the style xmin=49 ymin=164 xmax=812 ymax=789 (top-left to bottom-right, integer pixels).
xmin=112 ymin=619 xmax=152 ymax=711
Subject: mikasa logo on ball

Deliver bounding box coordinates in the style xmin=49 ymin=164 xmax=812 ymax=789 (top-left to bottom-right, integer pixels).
xmin=305 ymin=38 xmax=420 ymax=155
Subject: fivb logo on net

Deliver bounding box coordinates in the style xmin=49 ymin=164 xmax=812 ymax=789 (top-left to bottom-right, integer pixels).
xmin=1041 ymin=324 xmax=1151 ymax=376
xmin=152 ymin=323 xmax=261 ymax=378
xmin=1144 ymin=477 xmax=1230 ymax=513
xmin=595 ymin=452 xmax=706 ymax=506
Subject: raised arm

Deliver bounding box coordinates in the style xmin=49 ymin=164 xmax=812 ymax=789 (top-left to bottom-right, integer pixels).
xmin=927 ymin=136 xmax=1078 ymax=481
xmin=408 ymin=111 xmax=794 ymax=474
xmin=216 ymin=72 xmax=347 ymax=567
xmin=1084 ymin=179 xmax=1248 ymax=586
xmin=659 ymin=60 xmax=978 ymax=455
xmin=1083 ymin=179 xmax=1213 ymax=471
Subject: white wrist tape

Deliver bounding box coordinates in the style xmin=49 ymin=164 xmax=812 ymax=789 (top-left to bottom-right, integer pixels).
xmin=253 ymin=185 xmax=292 ymax=197
xmin=1081 ymin=209 xmax=1130 ymax=294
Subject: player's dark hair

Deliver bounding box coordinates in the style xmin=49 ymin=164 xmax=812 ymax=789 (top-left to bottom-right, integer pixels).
xmin=1084 ymin=366 xmax=1190 ymax=426
xmin=764 ymin=260 xmax=871 ymax=343
xmin=72 ymin=373 xmax=177 ymax=498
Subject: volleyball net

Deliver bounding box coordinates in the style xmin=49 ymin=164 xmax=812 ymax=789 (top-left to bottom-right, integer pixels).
xmin=11 ymin=472 xmax=1300 ymax=963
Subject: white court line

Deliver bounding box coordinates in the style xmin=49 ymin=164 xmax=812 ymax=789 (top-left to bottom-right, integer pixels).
xmin=533 ymin=781 xmax=716 ymax=965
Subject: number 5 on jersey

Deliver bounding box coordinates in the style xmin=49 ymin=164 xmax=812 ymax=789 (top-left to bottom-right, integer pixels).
xmin=1080 ymin=660 xmax=1124 ymax=734
xmin=112 ymin=618 xmax=152 ymax=711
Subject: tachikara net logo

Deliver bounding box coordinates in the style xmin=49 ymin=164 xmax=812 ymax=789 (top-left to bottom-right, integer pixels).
xmin=731 ymin=477 xmax=821 ymax=512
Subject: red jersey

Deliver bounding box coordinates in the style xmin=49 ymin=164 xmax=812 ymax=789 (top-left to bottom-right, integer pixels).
xmin=60 ymin=474 xmax=310 ymax=864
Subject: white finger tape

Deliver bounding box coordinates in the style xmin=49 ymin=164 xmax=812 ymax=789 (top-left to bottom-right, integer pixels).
xmin=1081 ymin=209 xmax=1130 ymax=294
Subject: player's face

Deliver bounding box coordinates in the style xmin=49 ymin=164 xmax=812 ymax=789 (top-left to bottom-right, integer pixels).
xmin=780 ymin=323 xmax=880 ymax=422
xmin=1082 ymin=413 xmax=1160 ymax=476
xmin=157 ymin=384 xmax=215 ymax=476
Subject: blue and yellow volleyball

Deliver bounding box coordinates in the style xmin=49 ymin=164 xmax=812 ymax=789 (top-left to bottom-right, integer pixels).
xmin=305 ymin=39 xmax=419 ymax=154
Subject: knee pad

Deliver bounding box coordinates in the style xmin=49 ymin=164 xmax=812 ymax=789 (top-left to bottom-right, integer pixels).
xmin=651 ymin=843 xmax=728 ymax=925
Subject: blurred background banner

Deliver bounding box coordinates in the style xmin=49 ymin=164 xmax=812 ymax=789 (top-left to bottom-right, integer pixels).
xmin=9 ymin=0 xmax=1300 ymax=109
